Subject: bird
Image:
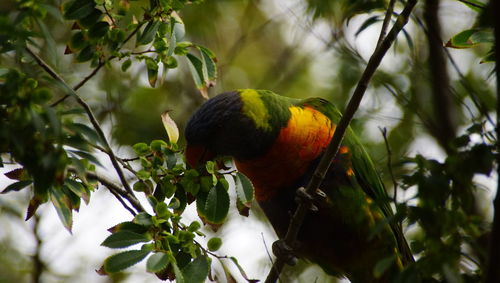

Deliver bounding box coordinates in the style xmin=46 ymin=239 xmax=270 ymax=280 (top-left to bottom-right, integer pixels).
xmin=184 ymin=89 xmax=413 ymax=282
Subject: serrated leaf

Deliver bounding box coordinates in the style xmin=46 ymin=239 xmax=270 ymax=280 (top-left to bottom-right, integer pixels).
xmin=101 ymin=231 xmax=150 ymax=248
xmin=1 ymin=180 xmax=33 ymax=194
xmin=147 ymin=252 xmax=170 ymax=273
xmin=182 ymin=256 xmax=209 ymax=283
xmin=104 ymin=250 xmax=150 ymax=273
xmin=64 ymin=0 xmax=95 ymax=20
xmin=65 ymin=179 xmax=91 ymax=204
xmin=161 ymin=111 xmax=179 ymax=143
xmin=137 ymin=21 xmax=160 ymax=46
xmin=50 ymin=187 xmax=73 ymax=232
xmin=234 ymin=172 xmax=254 ymax=206
xmin=172 ymin=260 xmax=185 ymax=283
xmin=186 ymin=53 xmax=208 ymax=99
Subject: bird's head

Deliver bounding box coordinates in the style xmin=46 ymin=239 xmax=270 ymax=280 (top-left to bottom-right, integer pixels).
xmin=184 ymin=90 xmax=288 ymax=168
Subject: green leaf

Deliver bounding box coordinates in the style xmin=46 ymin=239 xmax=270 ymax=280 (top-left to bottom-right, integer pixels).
xmin=137 ymin=21 xmax=161 ymax=46
xmin=68 ymin=150 xmax=102 ymax=166
xmin=66 ymin=122 xmax=101 ymax=145
xmin=147 ymin=252 xmax=170 ymax=273
xmin=50 ymin=187 xmax=73 ymax=232
xmin=101 ymin=231 xmax=150 ymax=249
xmin=457 ymin=0 xmax=486 ymax=12
xmin=78 ymin=8 xmax=103 ymax=28
xmin=198 ymin=46 xmax=217 ymax=87
xmin=65 ymin=179 xmax=91 ymax=204
xmin=182 ymin=256 xmax=209 ymax=283
xmin=76 ymin=45 xmax=95 ymax=62
xmin=155 ymin=202 xmax=169 ymax=218
xmin=121 ymin=59 xmax=132 ymax=72
xmin=104 ymin=250 xmax=150 ymax=273
xmin=88 ymin=21 xmax=110 ymax=39
xmin=172 ymin=260 xmax=185 ymax=283
xmin=133 ymin=142 xmax=150 ymax=155
xmin=64 ymin=0 xmax=95 ymax=20
xmin=446 ymin=29 xmax=493 ymax=49
xmin=234 ymin=172 xmax=254 ymax=206
xmin=186 ymin=53 xmax=208 ymax=99
xmin=1 ymin=180 xmax=33 ymax=194
xmin=197 ymin=183 xmax=229 ymax=225
xmin=69 ymin=32 xmax=87 ymax=52
xmin=108 ymin=221 xmax=149 ymax=234
xmin=134 ymin=212 xmax=154 ymax=226
xmin=147 ymin=61 xmax=159 ymax=87
xmin=207 ymin=237 xmax=222 ymax=251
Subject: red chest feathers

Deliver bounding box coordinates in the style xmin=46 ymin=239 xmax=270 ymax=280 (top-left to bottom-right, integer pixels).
xmin=235 ymin=106 xmax=335 ymax=201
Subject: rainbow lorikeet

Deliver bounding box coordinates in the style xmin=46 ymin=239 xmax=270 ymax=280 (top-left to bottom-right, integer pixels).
xmin=184 ymin=89 xmax=413 ymax=282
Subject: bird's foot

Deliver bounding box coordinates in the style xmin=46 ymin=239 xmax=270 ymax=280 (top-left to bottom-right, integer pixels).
xmin=272 ymin=240 xmax=297 ymax=266
xmin=295 ymin=187 xmax=326 ymax=212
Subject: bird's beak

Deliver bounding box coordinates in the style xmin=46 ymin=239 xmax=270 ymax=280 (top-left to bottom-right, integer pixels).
xmin=185 ymin=144 xmax=215 ymax=168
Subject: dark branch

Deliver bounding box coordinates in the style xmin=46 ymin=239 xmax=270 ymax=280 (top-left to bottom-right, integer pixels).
xmin=264 ymin=0 xmax=418 ymax=281
xmin=423 ymin=0 xmax=456 ymax=153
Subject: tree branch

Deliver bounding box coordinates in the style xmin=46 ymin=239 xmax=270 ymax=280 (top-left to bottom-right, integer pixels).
xmin=423 ymin=0 xmax=456 ymax=153
xmin=376 ymin=0 xmax=397 ymax=49
xmin=264 ymin=0 xmax=418 ymax=281
xmin=25 ymin=47 xmax=144 ymax=214
xmin=485 ymin=0 xmax=500 ymax=281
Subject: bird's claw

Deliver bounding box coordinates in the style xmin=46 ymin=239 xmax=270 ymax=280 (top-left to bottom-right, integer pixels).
xmin=272 ymin=240 xmax=297 ymax=266
xmin=295 ymin=187 xmax=326 ymax=212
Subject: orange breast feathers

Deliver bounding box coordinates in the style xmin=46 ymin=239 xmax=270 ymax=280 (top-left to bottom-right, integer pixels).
xmin=236 ymin=106 xmax=335 ymax=201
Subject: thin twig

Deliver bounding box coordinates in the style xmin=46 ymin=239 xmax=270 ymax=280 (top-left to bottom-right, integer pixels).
xmin=25 ymin=46 xmax=144 ymax=214
xmin=74 ymin=22 xmax=142 ymax=89
xmin=376 ymin=0 xmax=397 ymax=49
xmin=264 ymin=0 xmax=418 ymax=281
xmin=485 ymin=0 xmax=500 ymax=281
xmin=67 ymin=167 xmax=139 ymax=216
xmin=379 ymin=127 xmax=398 ymax=202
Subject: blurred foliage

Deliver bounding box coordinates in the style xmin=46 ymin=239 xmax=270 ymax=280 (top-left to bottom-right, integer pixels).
xmin=0 ymin=0 xmax=498 ymax=282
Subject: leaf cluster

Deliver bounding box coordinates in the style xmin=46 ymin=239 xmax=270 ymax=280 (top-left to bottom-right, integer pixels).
xmin=0 ymin=69 xmax=98 ymax=231
xmin=396 ymin=123 xmax=494 ymax=281
xmin=98 ymin=139 xmax=255 ymax=281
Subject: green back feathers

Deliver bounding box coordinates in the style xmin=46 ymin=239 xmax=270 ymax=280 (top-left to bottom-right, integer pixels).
xmin=237 ymin=89 xmax=293 ymax=133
